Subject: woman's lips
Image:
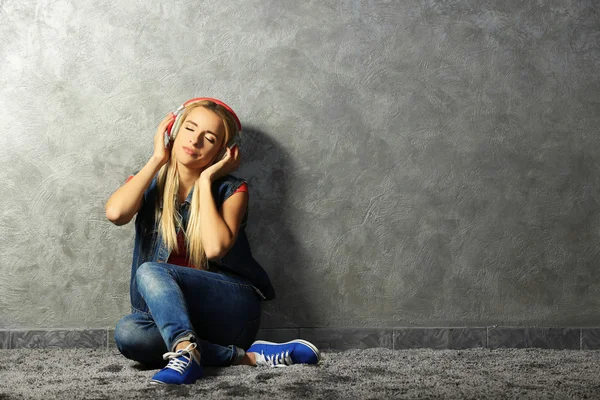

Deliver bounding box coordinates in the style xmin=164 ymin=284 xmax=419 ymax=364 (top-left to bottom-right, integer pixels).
xmin=183 ymin=147 xmax=198 ymax=156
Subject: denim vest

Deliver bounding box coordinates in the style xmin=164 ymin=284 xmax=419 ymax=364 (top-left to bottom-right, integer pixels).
xmin=129 ymin=172 xmax=276 ymax=314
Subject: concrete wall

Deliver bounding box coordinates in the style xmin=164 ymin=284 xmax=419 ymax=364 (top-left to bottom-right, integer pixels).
xmin=1 ymin=0 xmax=599 ymax=332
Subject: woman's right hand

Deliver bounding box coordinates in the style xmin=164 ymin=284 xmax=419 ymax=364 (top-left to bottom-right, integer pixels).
xmin=153 ymin=113 xmax=176 ymax=166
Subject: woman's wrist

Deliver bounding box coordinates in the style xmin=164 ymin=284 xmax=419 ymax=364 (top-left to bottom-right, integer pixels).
xmin=199 ymin=171 xmax=214 ymax=183
xmin=149 ymin=155 xmax=166 ymax=169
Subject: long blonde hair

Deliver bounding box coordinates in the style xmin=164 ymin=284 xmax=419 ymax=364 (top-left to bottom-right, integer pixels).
xmin=153 ymin=100 xmax=239 ymax=269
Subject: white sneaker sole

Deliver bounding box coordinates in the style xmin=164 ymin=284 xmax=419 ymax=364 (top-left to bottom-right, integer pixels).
xmin=250 ymin=339 xmax=321 ymax=361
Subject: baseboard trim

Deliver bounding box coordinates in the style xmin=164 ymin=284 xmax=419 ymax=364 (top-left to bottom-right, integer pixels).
xmin=0 ymin=327 xmax=598 ymax=350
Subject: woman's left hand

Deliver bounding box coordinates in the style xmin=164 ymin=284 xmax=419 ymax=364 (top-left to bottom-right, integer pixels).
xmin=200 ymin=145 xmax=241 ymax=181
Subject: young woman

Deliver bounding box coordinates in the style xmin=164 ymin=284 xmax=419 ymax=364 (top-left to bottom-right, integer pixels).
xmin=106 ymin=98 xmax=320 ymax=385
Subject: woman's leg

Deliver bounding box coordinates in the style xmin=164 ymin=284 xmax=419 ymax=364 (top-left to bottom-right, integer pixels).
xmin=114 ymin=311 xmax=251 ymax=367
xmin=134 ymin=261 xmax=262 ymax=367
xmin=114 ymin=311 xmax=168 ymax=367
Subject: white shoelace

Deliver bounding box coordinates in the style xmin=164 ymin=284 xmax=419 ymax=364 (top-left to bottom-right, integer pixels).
xmin=255 ymin=350 xmax=293 ymax=367
xmin=161 ymin=342 xmax=197 ymax=374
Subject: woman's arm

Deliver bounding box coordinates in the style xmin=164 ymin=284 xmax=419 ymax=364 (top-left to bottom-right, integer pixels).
xmin=105 ymin=156 xmax=164 ymax=226
xmin=199 ymin=177 xmax=248 ymax=259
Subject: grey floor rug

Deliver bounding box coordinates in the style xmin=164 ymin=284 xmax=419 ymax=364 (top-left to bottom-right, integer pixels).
xmin=1 ymin=347 xmax=600 ymax=399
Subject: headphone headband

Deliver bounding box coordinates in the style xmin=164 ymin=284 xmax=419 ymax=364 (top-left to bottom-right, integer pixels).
xmin=178 ymin=97 xmax=242 ymax=131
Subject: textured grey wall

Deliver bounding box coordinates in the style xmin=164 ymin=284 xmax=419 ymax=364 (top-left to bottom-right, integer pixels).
xmin=1 ymin=0 xmax=599 ymax=331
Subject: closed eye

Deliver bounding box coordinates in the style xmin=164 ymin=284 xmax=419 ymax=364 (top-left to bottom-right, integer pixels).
xmin=186 ymin=127 xmax=215 ymax=143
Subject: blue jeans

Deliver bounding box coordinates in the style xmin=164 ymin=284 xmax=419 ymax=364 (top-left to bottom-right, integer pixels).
xmin=114 ymin=262 xmax=262 ymax=367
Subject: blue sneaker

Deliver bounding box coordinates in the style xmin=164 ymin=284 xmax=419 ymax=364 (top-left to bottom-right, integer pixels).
xmin=247 ymin=339 xmax=321 ymax=367
xmin=150 ymin=342 xmax=203 ymax=385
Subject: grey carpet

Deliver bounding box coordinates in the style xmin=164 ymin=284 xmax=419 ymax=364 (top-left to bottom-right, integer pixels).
xmin=1 ymin=347 xmax=600 ymax=399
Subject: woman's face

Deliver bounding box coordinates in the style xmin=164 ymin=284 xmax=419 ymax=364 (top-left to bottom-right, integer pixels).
xmin=174 ymin=107 xmax=225 ymax=168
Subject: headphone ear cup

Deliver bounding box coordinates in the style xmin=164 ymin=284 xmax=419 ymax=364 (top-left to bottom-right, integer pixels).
xmin=170 ymin=113 xmax=184 ymax=141
xmin=166 ymin=118 xmax=175 ymax=136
